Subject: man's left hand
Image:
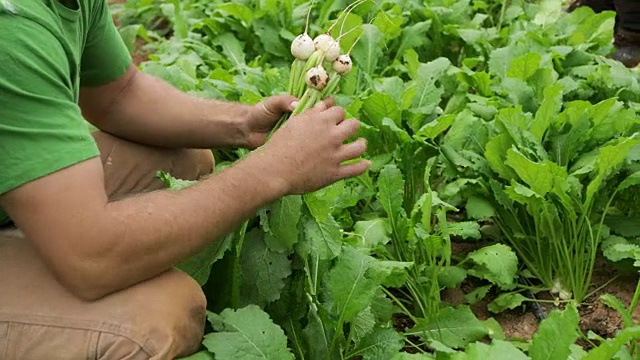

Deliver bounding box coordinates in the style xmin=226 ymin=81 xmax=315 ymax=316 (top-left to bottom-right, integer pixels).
xmin=244 ymin=95 xmax=298 ymax=149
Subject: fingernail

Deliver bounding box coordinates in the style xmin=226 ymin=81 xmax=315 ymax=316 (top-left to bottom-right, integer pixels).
xmin=290 ymin=101 xmax=299 ymax=110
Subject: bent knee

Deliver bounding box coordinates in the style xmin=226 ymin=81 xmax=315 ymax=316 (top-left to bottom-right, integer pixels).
xmin=104 ymin=270 xmax=207 ymax=358
xmin=172 ymin=149 xmax=215 ymax=182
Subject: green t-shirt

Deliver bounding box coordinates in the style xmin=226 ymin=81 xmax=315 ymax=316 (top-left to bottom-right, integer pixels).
xmin=0 ymin=0 xmax=132 ymax=225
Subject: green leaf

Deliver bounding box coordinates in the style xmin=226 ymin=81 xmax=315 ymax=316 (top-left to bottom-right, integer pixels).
xmin=326 ymin=247 xmax=378 ymax=323
xmin=354 ymin=219 xmax=391 ymax=247
xmin=605 ymin=215 xmax=640 ymax=238
xmin=253 ymin=18 xmax=288 ymax=57
xmin=216 ymin=3 xmax=254 ymax=24
xmin=362 ymin=92 xmax=402 ymax=126
xmin=506 ymin=52 xmax=542 ymax=81
xmin=352 ymin=24 xmax=384 ymax=76
xmin=382 ymin=117 xmax=412 ymax=143
xmin=396 ymin=20 xmax=432 ymax=58
xmin=485 ymin=134 xmax=517 ymax=181
xmin=377 ymin=164 xmax=406 ymax=219
xmin=366 ymin=260 xmax=412 ymax=288
xmin=466 ymin=196 xmax=497 ymax=220
xmin=204 ymin=305 xmax=295 ymax=360
xmin=240 ymin=230 xmax=291 ymax=307
xmin=505 ymin=149 xmax=568 ymax=197
xmin=157 ymin=171 xmax=198 ymax=190
xmin=587 ymin=138 xmax=639 ymax=205
xmin=393 ymin=353 xmax=435 ymax=359
xmin=176 ymin=238 xmax=230 ymax=286
xmin=303 ymin=183 xmax=343 ymax=220
xmin=352 ymin=307 xmax=376 ymax=343
xmin=410 ymin=58 xmax=450 ymax=116
xmin=454 ymin=340 xmax=529 ymax=360
xmin=464 ymin=285 xmax=492 ymax=305
xmin=488 ymin=292 xmax=529 ymax=313
xmin=616 ymin=171 xmax=640 ymax=193
xmin=299 ymin=213 xmax=342 ymax=260
xmin=531 ymin=84 xmax=564 ymax=142
xmin=408 ymin=306 xmax=488 ymax=349
xmin=466 ymin=244 xmax=518 ymax=290
xmin=404 ymin=49 xmax=420 ymax=80
xmin=601 ymin=293 xmax=634 ymax=329
xmin=583 ymin=326 xmax=640 ymax=360
xmin=214 ymin=33 xmax=246 ymax=69
xmin=482 ymin=318 xmax=506 ymax=340
xmin=301 ymin=307 xmax=332 ymax=360
xmin=417 ymin=114 xmax=457 ymax=140
xmin=265 ymin=195 xmax=302 ymax=253
xmin=447 ymin=221 xmax=482 ymax=240
xmin=354 ymin=327 xmax=404 ymax=360
xmin=438 ymin=266 xmax=468 ymax=289
xmin=529 ymin=304 xmax=580 ymax=360
xmin=370 ymin=289 xmax=395 ymax=324
xmin=443 ymin=110 xmax=485 ymax=153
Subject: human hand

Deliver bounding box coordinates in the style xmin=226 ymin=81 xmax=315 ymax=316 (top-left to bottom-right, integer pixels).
xmin=243 ymin=94 xmax=298 ymax=149
xmin=253 ymin=98 xmax=371 ymax=195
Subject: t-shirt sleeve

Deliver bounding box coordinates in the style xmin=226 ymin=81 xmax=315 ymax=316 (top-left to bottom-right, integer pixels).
xmin=80 ymin=0 xmax=132 ymax=86
xmin=0 ymin=14 xmax=100 ymax=197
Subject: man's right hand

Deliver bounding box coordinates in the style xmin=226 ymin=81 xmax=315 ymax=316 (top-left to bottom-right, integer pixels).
xmin=254 ymin=98 xmax=371 ymax=195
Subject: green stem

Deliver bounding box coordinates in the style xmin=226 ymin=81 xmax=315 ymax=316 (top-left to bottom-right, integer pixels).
xmin=288 ymin=59 xmax=304 ymax=95
xmin=382 ymin=287 xmax=419 ymax=324
xmin=322 ymin=71 xmax=341 ymax=98
xmin=231 ymin=221 xmax=249 ymax=308
xmin=629 ymin=278 xmax=640 ymax=319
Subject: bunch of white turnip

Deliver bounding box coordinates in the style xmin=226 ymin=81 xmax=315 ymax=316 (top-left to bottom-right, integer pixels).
xmin=269 ymin=1 xmax=365 ymax=135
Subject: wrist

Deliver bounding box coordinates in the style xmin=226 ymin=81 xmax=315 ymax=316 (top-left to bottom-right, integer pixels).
xmin=240 ymin=148 xmax=291 ymax=201
xmin=204 ymin=99 xmax=254 ymax=148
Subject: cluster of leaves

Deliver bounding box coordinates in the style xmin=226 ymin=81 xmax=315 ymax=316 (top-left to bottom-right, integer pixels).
xmin=118 ymin=0 xmax=640 ymax=359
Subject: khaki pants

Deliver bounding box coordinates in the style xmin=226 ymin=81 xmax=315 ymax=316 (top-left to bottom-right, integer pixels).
xmin=0 ymin=132 xmax=215 ymax=360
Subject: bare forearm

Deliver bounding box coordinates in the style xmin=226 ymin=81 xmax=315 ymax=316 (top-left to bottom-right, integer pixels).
xmin=81 ymin=67 xmax=251 ymax=149
xmin=2 ymin=151 xmax=286 ymax=300
xmin=89 ymin=152 xmax=284 ymax=297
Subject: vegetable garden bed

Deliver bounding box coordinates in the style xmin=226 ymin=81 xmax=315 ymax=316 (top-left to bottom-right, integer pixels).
xmin=110 ymin=0 xmax=640 ymax=359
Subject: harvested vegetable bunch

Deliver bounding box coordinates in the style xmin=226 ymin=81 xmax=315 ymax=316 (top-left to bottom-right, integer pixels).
xmin=269 ymin=1 xmax=364 ymax=136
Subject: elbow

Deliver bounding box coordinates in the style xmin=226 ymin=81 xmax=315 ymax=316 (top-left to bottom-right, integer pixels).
xmin=51 ymin=255 xmax=119 ymax=302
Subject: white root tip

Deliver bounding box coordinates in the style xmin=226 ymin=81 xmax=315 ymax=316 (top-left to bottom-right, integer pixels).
xmin=559 ymin=290 xmax=572 ymax=301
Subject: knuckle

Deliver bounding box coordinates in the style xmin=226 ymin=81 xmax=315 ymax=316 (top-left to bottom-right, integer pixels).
xmin=331 ymin=106 xmax=345 ymax=118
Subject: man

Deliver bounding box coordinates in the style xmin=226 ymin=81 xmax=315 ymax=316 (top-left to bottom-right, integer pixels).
xmin=0 ymin=0 xmax=369 ymax=359
xmin=568 ymin=0 xmax=640 ymax=67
